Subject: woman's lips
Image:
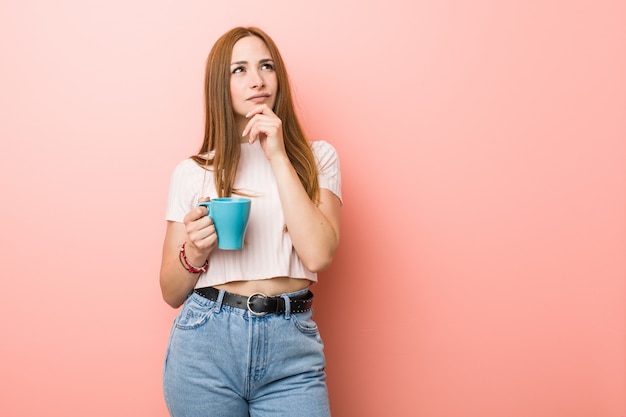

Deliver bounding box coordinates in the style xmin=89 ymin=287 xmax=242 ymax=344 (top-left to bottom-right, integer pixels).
xmin=247 ymin=94 xmax=270 ymax=103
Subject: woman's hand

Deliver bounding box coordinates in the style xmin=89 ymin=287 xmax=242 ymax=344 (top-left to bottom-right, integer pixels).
xmin=159 ymin=197 xmax=217 ymax=308
xmin=242 ymin=104 xmax=287 ymax=161
xmin=182 ymin=197 xmax=217 ymax=262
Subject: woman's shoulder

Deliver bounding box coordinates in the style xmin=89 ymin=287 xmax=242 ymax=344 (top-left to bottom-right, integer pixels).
xmin=172 ymin=157 xmax=209 ymax=174
xmin=310 ymin=139 xmax=336 ymax=152
xmin=310 ymin=140 xmax=339 ymax=159
xmin=310 ymin=140 xmax=340 ymax=165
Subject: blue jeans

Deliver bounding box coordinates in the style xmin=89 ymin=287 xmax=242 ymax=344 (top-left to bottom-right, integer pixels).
xmin=163 ymin=289 xmax=331 ymax=417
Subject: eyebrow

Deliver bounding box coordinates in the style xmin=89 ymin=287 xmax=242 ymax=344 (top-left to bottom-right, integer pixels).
xmin=230 ymin=58 xmax=274 ymax=66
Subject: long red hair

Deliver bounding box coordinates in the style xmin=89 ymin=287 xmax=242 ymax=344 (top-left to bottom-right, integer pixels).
xmin=191 ymin=27 xmax=319 ymax=202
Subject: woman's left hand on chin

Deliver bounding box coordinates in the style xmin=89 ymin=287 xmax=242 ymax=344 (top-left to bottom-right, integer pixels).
xmin=242 ymin=104 xmax=287 ymax=160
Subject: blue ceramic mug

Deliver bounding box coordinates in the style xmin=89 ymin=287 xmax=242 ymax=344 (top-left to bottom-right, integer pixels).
xmin=198 ymin=197 xmax=251 ymax=250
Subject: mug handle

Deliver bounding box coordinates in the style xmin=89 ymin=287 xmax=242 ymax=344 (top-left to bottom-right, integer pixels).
xmin=198 ymin=201 xmax=211 ymax=217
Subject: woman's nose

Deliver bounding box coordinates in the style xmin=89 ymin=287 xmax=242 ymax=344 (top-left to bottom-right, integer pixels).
xmin=250 ymin=70 xmax=264 ymax=88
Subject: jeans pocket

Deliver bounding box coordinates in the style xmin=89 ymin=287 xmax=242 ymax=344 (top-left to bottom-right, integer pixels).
xmin=291 ymin=309 xmax=320 ymax=337
xmin=174 ymin=298 xmax=213 ymax=330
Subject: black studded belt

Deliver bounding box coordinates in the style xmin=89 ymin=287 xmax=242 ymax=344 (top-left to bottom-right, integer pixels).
xmin=193 ymin=286 xmax=313 ymax=316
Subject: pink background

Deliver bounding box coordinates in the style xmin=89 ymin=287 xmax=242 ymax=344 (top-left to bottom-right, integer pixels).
xmin=1 ymin=1 xmax=624 ymax=416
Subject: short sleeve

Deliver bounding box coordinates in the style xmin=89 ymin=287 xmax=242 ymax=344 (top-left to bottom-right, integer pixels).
xmin=312 ymin=140 xmax=342 ymax=204
xmin=165 ymin=159 xmax=202 ymax=222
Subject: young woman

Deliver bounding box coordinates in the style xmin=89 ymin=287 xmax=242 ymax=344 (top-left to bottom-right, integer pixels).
xmin=160 ymin=26 xmax=342 ymax=417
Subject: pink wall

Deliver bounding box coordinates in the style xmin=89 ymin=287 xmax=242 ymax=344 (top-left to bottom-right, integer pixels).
xmin=1 ymin=1 xmax=624 ymax=416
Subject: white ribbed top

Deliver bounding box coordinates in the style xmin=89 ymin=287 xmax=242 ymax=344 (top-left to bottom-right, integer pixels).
xmin=165 ymin=140 xmax=342 ymax=287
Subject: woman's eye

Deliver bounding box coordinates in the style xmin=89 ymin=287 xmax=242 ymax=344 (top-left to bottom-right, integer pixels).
xmin=261 ymin=63 xmax=275 ymax=71
xmin=232 ymin=66 xmax=245 ymax=74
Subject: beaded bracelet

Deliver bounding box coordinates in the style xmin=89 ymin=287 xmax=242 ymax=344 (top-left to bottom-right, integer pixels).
xmin=179 ymin=242 xmax=209 ymax=274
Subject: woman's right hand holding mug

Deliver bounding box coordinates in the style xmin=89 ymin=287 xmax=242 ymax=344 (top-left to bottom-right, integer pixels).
xmin=182 ymin=197 xmax=217 ymax=262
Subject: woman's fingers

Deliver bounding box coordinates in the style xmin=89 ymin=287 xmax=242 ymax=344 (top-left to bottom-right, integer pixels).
xmin=246 ymin=119 xmax=281 ymax=143
xmin=242 ymin=104 xmax=287 ymax=160
xmin=183 ymin=206 xmax=217 ymax=250
xmin=183 ymin=204 xmax=208 ymax=224
xmin=242 ymin=104 xmax=279 ymax=139
xmin=243 ymin=116 xmax=276 ymax=141
xmin=245 ymin=103 xmax=273 ymax=119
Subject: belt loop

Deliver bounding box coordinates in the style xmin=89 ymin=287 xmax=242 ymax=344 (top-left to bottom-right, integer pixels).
xmin=214 ymin=289 xmax=225 ymax=312
xmin=281 ymin=294 xmax=291 ymax=319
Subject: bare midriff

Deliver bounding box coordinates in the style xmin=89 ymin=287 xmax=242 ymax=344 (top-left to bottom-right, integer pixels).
xmin=213 ymin=276 xmax=312 ymax=297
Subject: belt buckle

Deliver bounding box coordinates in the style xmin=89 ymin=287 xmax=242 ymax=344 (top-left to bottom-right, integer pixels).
xmin=247 ymin=292 xmax=268 ymax=317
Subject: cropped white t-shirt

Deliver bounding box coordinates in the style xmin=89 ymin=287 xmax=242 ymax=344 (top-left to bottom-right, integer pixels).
xmin=165 ymin=140 xmax=342 ymax=288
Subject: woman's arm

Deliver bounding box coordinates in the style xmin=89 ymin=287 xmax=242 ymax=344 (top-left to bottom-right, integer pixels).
xmin=271 ymin=157 xmax=341 ymax=272
xmin=243 ymin=104 xmax=341 ymax=272
xmin=159 ymin=204 xmax=217 ymax=308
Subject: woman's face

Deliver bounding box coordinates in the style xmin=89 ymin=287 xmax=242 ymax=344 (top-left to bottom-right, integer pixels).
xmin=229 ymin=35 xmax=278 ymax=128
